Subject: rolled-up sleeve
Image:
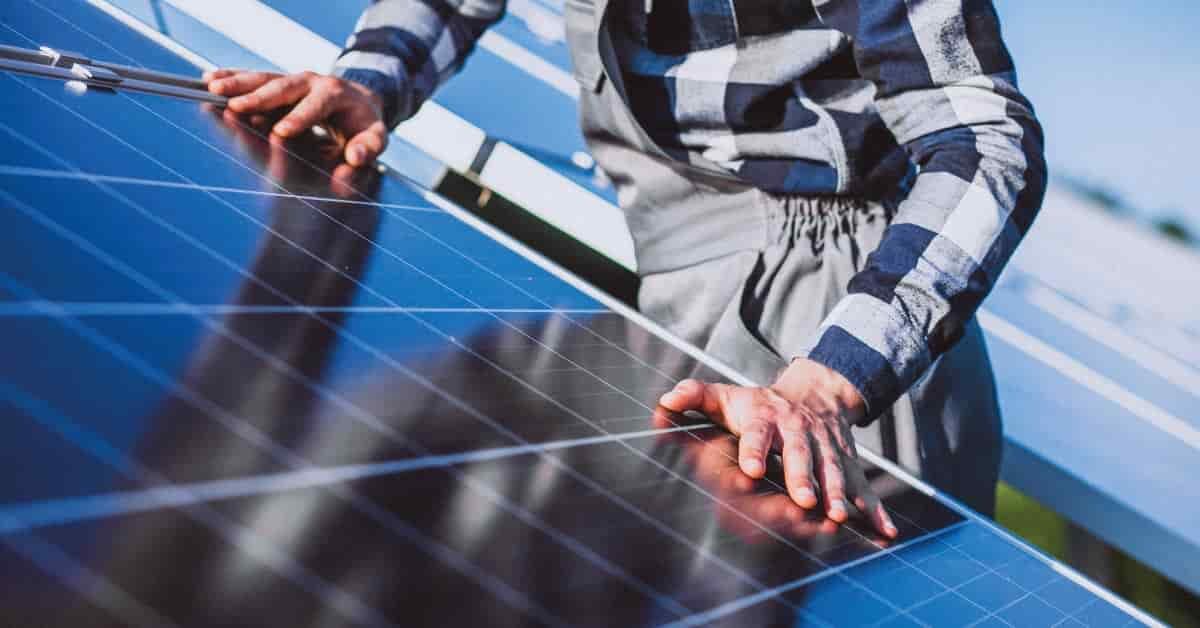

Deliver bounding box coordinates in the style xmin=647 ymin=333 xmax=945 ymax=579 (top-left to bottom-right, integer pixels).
xmin=803 ymin=0 xmax=1047 ymax=421
xmin=332 ymin=0 xmax=507 ymax=128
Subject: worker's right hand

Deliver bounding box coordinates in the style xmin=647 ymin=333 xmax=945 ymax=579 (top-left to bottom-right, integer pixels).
xmin=653 ymin=408 xmax=844 ymax=543
xmin=658 ymin=359 xmax=899 ymax=540
xmin=204 ymin=69 xmax=388 ymax=168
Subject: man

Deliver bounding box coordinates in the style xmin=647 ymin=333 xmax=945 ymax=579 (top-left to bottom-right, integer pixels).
xmin=206 ymin=0 xmax=1045 ymax=539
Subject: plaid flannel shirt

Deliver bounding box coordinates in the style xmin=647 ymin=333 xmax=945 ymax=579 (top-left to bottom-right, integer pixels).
xmin=333 ymin=0 xmax=1047 ymax=421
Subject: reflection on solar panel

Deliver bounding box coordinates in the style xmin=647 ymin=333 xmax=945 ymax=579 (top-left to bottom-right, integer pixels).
xmin=0 ymin=1 xmax=1155 ymax=626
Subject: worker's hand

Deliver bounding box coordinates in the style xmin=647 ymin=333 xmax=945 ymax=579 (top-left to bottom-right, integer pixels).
xmin=205 ymin=104 xmax=374 ymax=199
xmin=658 ymin=358 xmax=898 ymax=539
xmin=205 ymin=69 xmax=388 ymax=167
xmin=653 ymin=409 xmax=844 ymax=543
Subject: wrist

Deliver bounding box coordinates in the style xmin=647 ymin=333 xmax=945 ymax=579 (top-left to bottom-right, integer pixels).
xmin=772 ymin=358 xmax=867 ymax=422
xmin=345 ymin=80 xmax=384 ymax=120
xmin=364 ymin=89 xmax=386 ymax=124
xmin=335 ymin=68 xmax=399 ymax=127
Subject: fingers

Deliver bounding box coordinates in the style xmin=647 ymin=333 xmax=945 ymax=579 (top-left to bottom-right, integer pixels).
xmin=202 ymin=68 xmax=240 ymax=83
xmin=736 ymin=417 xmax=772 ymax=479
xmin=208 ymin=71 xmax=279 ymax=97
xmin=658 ymin=379 xmax=703 ymax=413
xmin=330 ymin=163 xmax=362 ymax=198
xmin=779 ymin=427 xmax=818 ymax=509
xmin=227 ymin=73 xmax=312 ymax=114
xmin=812 ymin=426 xmax=848 ymax=522
xmin=344 ymin=121 xmax=388 ymax=167
xmin=264 ymin=133 xmax=291 ymax=182
xmin=652 ymin=404 xmax=708 ymax=431
xmin=210 ymin=72 xmax=388 ymax=170
xmin=658 ymin=380 xmax=770 ymax=477
xmin=651 ymin=406 xmax=677 ymax=430
xmin=658 ymin=379 xmax=725 ymax=421
xmin=847 ymin=461 xmax=898 ymax=539
xmin=274 ymin=82 xmax=340 ymax=137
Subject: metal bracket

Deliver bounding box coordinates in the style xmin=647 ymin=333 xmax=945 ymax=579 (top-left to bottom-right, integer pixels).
xmin=38 ymin=46 xmax=92 ymax=68
xmin=69 ymin=63 xmax=123 ymax=88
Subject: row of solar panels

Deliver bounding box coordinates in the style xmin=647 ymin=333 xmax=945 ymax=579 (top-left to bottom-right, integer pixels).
xmin=0 ymin=0 xmax=1162 ymax=626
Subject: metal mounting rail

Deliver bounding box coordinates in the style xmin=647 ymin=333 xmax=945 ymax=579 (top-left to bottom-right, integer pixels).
xmin=0 ymin=43 xmax=225 ymax=105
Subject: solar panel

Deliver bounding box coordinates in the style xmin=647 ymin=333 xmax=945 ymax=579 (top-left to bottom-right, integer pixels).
xmin=0 ymin=1 xmax=1155 ymax=626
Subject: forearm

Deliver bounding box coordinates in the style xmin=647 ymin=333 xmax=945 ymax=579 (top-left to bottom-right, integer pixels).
xmin=805 ymin=78 xmax=1047 ymax=421
xmin=798 ymin=0 xmax=1049 ymax=421
xmin=332 ymin=0 xmax=506 ymax=127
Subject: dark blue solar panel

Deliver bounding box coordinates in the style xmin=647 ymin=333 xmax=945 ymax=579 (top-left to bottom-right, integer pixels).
xmin=0 ymin=0 xmax=198 ymax=75
xmin=0 ymin=1 xmax=1151 ymax=626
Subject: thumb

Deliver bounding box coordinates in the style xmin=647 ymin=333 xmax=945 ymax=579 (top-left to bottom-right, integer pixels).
xmin=658 ymin=379 xmax=728 ymax=422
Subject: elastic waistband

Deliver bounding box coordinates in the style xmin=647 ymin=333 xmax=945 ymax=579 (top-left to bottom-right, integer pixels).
xmin=765 ymin=193 xmax=894 ymax=248
xmin=626 ymin=185 xmax=768 ymax=275
xmin=630 ymin=188 xmax=894 ymax=275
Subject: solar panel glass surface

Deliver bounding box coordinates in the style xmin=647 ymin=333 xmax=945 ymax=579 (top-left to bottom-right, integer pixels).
xmin=0 ymin=1 xmax=1150 ymax=626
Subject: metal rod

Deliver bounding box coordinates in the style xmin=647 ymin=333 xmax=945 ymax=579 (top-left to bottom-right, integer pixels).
xmin=0 ymin=56 xmax=226 ymax=106
xmin=0 ymin=43 xmax=53 ymax=65
xmin=0 ymin=43 xmax=210 ymax=94
xmin=92 ymin=59 xmax=209 ymax=91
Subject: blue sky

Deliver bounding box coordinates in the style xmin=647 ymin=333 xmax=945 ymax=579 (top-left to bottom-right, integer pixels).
xmin=994 ymin=2 xmax=1200 ymax=229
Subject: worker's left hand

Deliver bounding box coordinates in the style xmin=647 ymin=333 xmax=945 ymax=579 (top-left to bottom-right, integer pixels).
xmin=658 ymin=358 xmax=898 ymax=539
xmin=204 ymin=69 xmax=388 ymax=167
xmin=204 ymin=103 xmax=374 ymax=198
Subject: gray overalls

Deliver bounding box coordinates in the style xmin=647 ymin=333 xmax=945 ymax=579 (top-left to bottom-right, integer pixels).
xmin=561 ymin=0 xmax=1005 ymax=515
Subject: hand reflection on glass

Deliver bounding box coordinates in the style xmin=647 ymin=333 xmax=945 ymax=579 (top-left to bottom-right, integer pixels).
xmin=203 ymin=103 xmax=374 ymax=199
xmin=205 ymin=69 xmax=388 ymax=168
xmin=652 ymin=407 xmax=893 ymax=549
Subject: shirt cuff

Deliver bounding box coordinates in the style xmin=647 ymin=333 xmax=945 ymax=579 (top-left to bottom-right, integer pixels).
xmin=800 ymin=294 xmax=931 ymax=425
xmin=332 ymin=67 xmax=404 ymax=129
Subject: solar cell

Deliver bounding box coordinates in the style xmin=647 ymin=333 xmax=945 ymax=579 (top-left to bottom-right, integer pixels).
xmin=0 ymin=0 xmax=1156 ymax=626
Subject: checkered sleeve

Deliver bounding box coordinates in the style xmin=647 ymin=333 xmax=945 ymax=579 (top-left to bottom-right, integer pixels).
xmin=802 ymin=0 xmax=1047 ymax=422
xmin=331 ymin=0 xmax=507 ymax=128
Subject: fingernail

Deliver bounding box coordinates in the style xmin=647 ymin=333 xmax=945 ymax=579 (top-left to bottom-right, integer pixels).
xmin=274 ymin=122 xmax=292 ymax=135
xmin=885 ymin=523 xmax=898 ymax=537
xmin=796 ymin=488 xmax=815 ymax=502
xmin=829 ymin=500 xmax=846 ymax=516
xmin=741 ymin=459 xmax=763 ymax=476
xmin=350 ymin=146 xmax=365 ymax=163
